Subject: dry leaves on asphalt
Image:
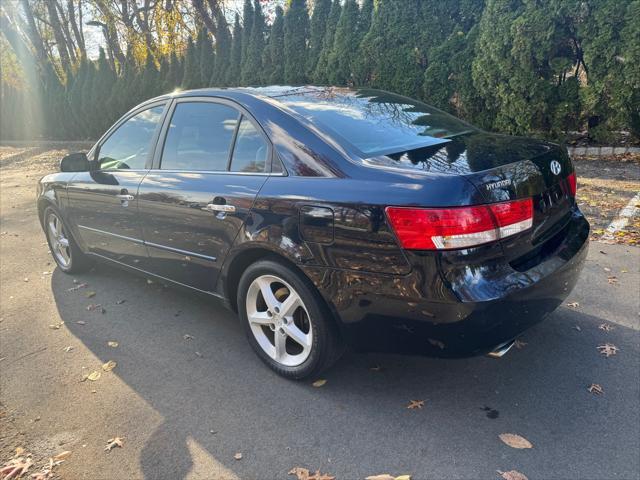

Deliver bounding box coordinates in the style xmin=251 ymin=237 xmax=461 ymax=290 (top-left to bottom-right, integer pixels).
xmin=83 ymin=371 xmax=101 ymax=382
xmin=366 ymin=474 xmax=412 ymax=480
xmin=498 ymin=470 xmax=529 ymax=480
xmin=566 ymin=302 xmax=580 ymax=308
xmin=102 ymin=360 xmax=117 ymax=372
xmin=85 ymin=291 xmax=96 ymax=298
xmin=107 ymin=341 xmax=119 ymax=348
xmin=588 ymin=384 xmax=604 ymax=395
xmin=63 ymin=346 xmax=73 ymax=353
xmin=48 ymin=322 xmax=63 ymax=330
xmin=598 ymin=323 xmax=614 ymax=332
xmin=67 ymin=282 xmax=87 ymax=291
xmin=406 ymin=400 xmax=424 ymax=410
xmin=597 ymin=343 xmax=619 ymax=357
xmin=607 ymin=276 xmax=618 ymax=285
xmin=498 ymin=433 xmax=533 ymax=449
xmin=105 ymin=437 xmax=124 ymax=452
xmin=234 ymin=453 xmax=242 ymax=460
xmin=0 ymin=456 xmax=33 ymax=479
xmin=288 ymin=467 xmax=336 ymax=480
xmin=183 ymin=334 xmax=194 ymax=340
xmin=312 ymin=379 xmax=327 ymax=387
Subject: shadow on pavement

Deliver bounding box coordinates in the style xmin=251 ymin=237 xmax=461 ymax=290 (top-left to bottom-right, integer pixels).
xmin=51 ymin=263 xmax=640 ymax=480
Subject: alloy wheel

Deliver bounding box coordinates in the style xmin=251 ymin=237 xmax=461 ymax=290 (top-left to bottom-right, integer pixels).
xmin=245 ymin=274 xmax=313 ymax=367
xmin=46 ymin=212 xmax=71 ymax=268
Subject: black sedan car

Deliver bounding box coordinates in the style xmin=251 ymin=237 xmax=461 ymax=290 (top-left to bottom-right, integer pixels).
xmin=38 ymin=86 xmax=589 ymax=379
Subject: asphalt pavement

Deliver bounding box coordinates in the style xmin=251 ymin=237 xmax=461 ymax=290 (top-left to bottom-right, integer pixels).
xmin=0 ymin=148 xmax=639 ymax=480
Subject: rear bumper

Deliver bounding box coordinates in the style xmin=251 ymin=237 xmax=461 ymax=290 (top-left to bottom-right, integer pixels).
xmin=302 ymin=209 xmax=589 ymax=357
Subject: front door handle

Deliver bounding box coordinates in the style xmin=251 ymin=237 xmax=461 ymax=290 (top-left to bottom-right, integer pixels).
xmin=116 ymin=194 xmax=135 ymax=201
xmin=203 ymin=203 xmax=236 ymax=213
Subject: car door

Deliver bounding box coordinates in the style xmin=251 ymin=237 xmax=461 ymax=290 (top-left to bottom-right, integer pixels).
xmin=66 ymin=102 xmax=167 ymax=266
xmin=137 ymin=98 xmax=273 ymax=292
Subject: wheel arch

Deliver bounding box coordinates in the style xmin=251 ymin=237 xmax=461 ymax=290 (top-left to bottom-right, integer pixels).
xmin=221 ymin=246 xmax=343 ymax=334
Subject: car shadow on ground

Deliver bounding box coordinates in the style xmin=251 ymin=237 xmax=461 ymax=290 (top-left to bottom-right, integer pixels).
xmin=51 ymin=263 xmax=640 ymax=479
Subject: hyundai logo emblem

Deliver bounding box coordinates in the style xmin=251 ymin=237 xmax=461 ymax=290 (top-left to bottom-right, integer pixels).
xmin=550 ymin=160 xmax=562 ymax=175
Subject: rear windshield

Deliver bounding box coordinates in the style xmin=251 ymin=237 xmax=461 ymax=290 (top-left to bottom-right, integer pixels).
xmin=278 ymin=88 xmax=476 ymax=157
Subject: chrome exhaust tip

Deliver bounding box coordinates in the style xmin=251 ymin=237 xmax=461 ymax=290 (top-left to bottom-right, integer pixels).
xmin=487 ymin=340 xmax=515 ymax=358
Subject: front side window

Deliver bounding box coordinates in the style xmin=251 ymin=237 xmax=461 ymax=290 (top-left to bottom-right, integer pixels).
xmin=161 ymin=102 xmax=239 ymax=171
xmin=98 ymin=105 xmax=164 ymax=170
xmin=230 ymin=116 xmax=269 ymax=173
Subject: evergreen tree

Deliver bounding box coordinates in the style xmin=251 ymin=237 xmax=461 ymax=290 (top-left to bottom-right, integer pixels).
xmin=619 ymin=1 xmax=640 ymax=138
xmin=93 ymin=48 xmax=117 ymax=132
xmin=196 ymin=28 xmax=215 ymax=87
xmin=357 ymin=0 xmax=424 ymax=97
xmin=164 ymin=51 xmax=182 ymax=92
xmin=182 ymin=37 xmax=198 ymax=89
xmin=266 ymin=6 xmax=285 ymax=84
xmin=313 ymin=0 xmax=341 ymax=84
xmin=327 ymin=0 xmax=359 ymax=85
xmin=226 ymin=14 xmax=243 ymax=86
xmin=211 ymin=11 xmax=232 ymax=86
xmin=243 ymin=0 xmax=266 ymax=85
xmin=358 ymin=0 xmax=374 ymax=39
xmin=240 ymin=0 xmax=254 ymax=82
xmin=284 ymin=0 xmax=309 ymax=84
xmin=142 ymin=52 xmax=160 ymax=98
xmin=306 ymin=0 xmax=331 ymax=79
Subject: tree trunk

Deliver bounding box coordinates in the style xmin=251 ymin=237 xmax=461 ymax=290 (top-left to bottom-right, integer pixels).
xmin=18 ymin=0 xmax=48 ymax=68
xmin=68 ymin=0 xmax=86 ymax=60
xmin=45 ymin=0 xmax=73 ymax=72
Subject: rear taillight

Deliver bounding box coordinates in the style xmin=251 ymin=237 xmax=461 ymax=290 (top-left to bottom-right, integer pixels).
xmin=385 ymin=198 xmax=533 ymax=250
xmin=567 ymin=172 xmax=577 ymax=197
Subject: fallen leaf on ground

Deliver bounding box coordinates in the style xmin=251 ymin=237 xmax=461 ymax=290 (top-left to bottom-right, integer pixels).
xmin=52 ymin=451 xmax=72 ymax=462
xmin=598 ymin=323 xmax=614 ymax=332
xmin=312 ymin=379 xmax=326 ymax=387
xmin=102 ymin=360 xmax=117 ymax=372
xmin=234 ymin=453 xmax=242 ymax=460
xmin=105 ymin=437 xmax=123 ymax=452
xmin=76 ymin=321 xmax=86 ymax=325
xmin=63 ymin=346 xmax=73 ymax=353
xmin=14 ymin=447 xmax=24 ymax=457
xmin=183 ymin=334 xmax=193 ymax=340
xmin=146 ymin=279 xmax=154 ymax=284
xmin=603 ymin=267 xmax=611 ymax=272
xmin=0 ymin=456 xmax=33 ymax=479
xmin=308 ymin=470 xmax=335 ymax=480
xmin=49 ymin=322 xmax=63 ymax=330
xmin=115 ymin=299 xmax=126 ymax=305
xmin=607 ymin=276 xmax=618 ymax=284
xmin=498 ymin=433 xmax=533 ymax=449
xmin=67 ymin=283 xmax=87 ymax=292
xmin=514 ymin=339 xmax=527 ymax=349
xmin=597 ymin=343 xmax=619 ymax=357
xmin=289 ymin=468 xmax=310 ymax=480
xmin=588 ymin=383 xmax=604 ymax=395
xmin=574 ymin=325 xmax=582 ymax=331
xmin=498 ymin=470 xmax=529 ymax=480
xmin=407 ymin=400 xmax=424 ymax=410
xmin=85 ymin=291 xmax=96 ymax=298
xmin=86 ymin=304 xmax=101 ymax=312
xmin=86 ymin=371 xmax=101 ymax=382
xmin=566 ymin=302 xmax=579 ymax=308
xmin=107 ymin=341 xmax=119 ymax=348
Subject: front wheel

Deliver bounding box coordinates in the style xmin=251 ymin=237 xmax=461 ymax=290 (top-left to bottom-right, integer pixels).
xmin=237 ymin=259 xmax=343 ymax=379
xmin=43 ymin=206 xmax=91 ymax=273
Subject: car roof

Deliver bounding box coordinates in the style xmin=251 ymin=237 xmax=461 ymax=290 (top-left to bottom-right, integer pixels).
xmin=160 ymin=85 xmax=357 ymax=104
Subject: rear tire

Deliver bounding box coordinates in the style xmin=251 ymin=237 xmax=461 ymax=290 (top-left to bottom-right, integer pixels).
xmin=237 ymin=259 xmax=343 ymax=379
xmin=43 ymin=206 xmax=92 ymax=274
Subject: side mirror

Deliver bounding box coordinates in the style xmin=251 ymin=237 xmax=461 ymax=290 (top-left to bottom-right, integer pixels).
xmin=60 ymin=152 xmax=90 ymax=172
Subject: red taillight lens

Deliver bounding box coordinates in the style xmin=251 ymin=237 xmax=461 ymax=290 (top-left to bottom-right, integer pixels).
xmin=567 ymin=172 xmax=577 ymax=197
xmin=385 ymin=198 xmax=533 ymax=250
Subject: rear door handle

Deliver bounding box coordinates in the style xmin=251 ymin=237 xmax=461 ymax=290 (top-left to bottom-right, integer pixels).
xmin=203 ymin=203 xmax=236 ymax=213
xmin=116 ymin=194 xmax=135 ymax=201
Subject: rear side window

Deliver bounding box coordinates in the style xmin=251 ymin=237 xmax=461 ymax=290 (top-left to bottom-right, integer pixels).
xmin=161 ymin=102 xmax=239 ymax=171
xmin=230 ymin=116 xmax=269 ymax=173
xmin=98 ymin=105 xmax=164 ymax=170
